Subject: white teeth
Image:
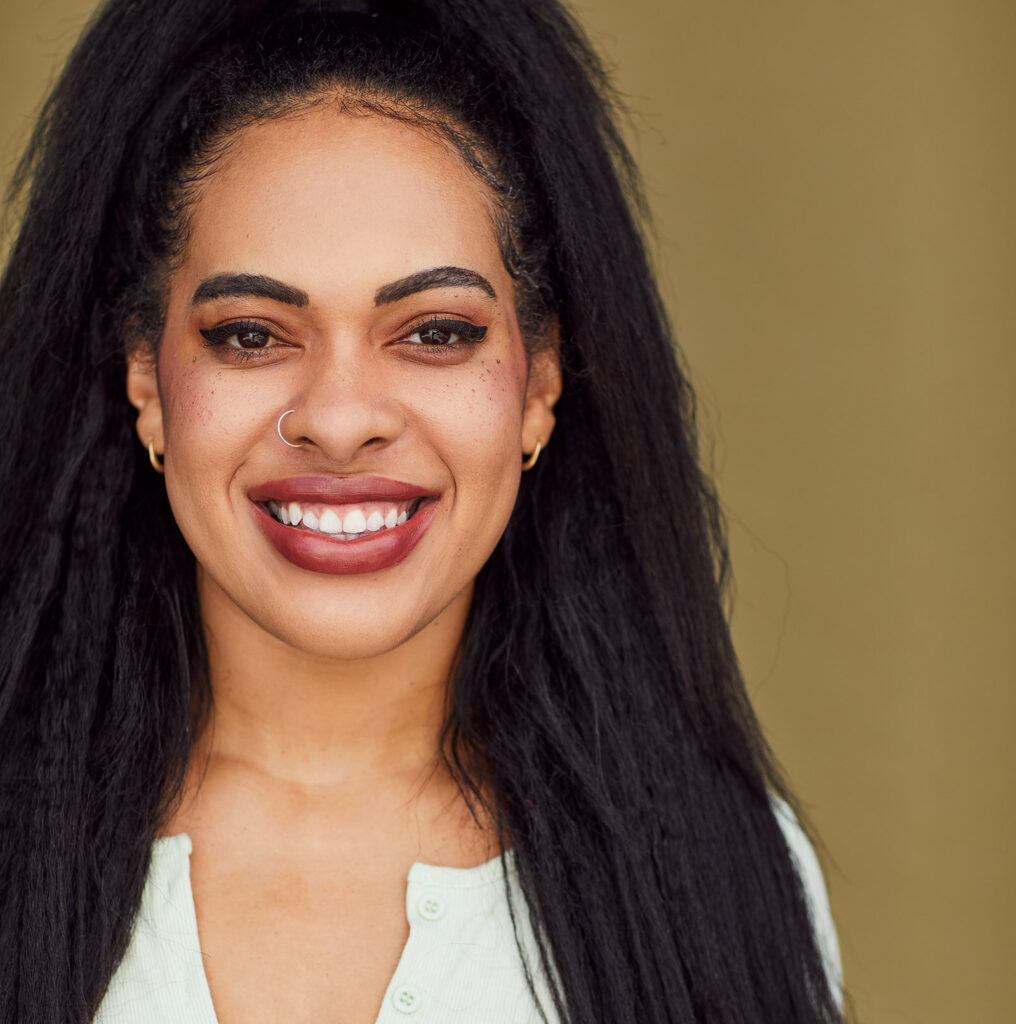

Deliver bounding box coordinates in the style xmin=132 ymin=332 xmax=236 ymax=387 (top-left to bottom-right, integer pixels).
xmin=342 ymin=509 xmax=367 ymax=534
xmin=267 ymin=500 xmax=415 ymax=534
xmin=319 ymin=508 xmax=342 ymax=533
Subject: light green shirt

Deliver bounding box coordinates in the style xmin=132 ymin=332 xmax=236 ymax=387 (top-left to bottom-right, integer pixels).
xmin=94 ymin=800 xmax=841 ymax=1022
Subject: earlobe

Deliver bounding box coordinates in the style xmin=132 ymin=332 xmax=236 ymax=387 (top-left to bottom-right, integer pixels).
xmin=126 ymin=349 xmax=165 ymax=456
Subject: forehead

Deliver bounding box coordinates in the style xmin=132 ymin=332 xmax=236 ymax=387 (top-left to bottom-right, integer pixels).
xmin=178 ymin=107 xmax=505 ymax=301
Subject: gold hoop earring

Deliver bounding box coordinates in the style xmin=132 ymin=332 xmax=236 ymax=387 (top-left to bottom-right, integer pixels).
xmin=147 ymin=437 xmax=165 ymax=474
xmin=522 ymin=439 xmax=543 ymax=471
xmin=277 ymin=409 xmax=306 ymax=448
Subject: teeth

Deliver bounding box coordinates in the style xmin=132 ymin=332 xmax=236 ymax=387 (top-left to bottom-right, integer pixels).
xmin=342 ymin=509 xmax=367 ymax=534
xmin=265 ymin=499 xmax=419 ymax=535
xmin=318 ymin=508 xmax=343 ymax=533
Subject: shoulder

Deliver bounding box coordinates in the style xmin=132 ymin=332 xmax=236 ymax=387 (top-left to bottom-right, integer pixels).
xmin=770 ymin=794 xmax=844 ymax=1007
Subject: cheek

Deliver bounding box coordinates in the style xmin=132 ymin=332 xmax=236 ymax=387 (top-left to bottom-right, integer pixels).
xmin=432 ymin=355 xmax=527 ymax=511
xmin=453 ymin=357 xmax=521 ymax=432
xmin=157 ymin=356 xmax=274 ymax=519
xmin=160 ymin=349 xmax=280 ymax=447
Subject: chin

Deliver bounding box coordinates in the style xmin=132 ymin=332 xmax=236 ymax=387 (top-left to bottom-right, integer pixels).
xmin=240 ymin=578 xmax=473 ymax=665
xmin=276 ymin=616 xmax=427 ymax=662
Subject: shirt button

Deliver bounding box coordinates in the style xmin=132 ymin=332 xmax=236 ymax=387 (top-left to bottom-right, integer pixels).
xmin=392 ymin=984 xmax=422 ymax=1014
xmin=417 ymin=893 xmax=447 ymax=921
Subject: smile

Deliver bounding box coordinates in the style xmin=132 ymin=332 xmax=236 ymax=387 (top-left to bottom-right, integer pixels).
xmin=262 ymin=498 xmax=423 ymax=540
xmin=249 ymin=476 xmax=438 ymax=575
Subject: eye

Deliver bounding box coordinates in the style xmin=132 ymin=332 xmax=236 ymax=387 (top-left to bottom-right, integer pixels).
xmin=199 ymin=320 xmax=279 ymax=351
xmin=403 ymin=318 xmax=487 ymax=347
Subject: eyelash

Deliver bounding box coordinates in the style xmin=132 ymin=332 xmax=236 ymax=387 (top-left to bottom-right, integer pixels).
xmin=198 ymin=317 xmax=488 ymax=362
xmin=199 ymin=320 xmax=276 ymax=362
xmin=404 ymin=318 xmax=487 ymax=347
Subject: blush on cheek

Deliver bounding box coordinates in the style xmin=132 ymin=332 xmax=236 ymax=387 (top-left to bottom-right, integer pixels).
xmin=442 ymin=399 xmax=521 ymax=467
xmin=481 ymin=351 xmax=528 ymax=390
xmin=157 ymin=348 xmax=213 ymax=428
xmin=162 ymin=357 xmax=267 ymax=440
xmin=475 ymin=351 xmax=529 ymax=410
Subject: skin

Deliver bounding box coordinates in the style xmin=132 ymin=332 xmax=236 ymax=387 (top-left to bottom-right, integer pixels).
xmin=126 ymin=106 xmax=561 ymax=1024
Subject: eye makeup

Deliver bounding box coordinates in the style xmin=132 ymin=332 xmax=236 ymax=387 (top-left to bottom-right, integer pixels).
xmin=402 ymin=318 xmax=487 ymax=346
xmin=200 ymin=320 xmax=277 ymax=351
xmin=198 ymin=315 xmax=489 ymax=365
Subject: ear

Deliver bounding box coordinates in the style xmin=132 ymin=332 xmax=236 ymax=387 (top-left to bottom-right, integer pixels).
xmin=521 ymin=323 xmax=563 ymax=459
xmin=126 ymin=348 xmax=165 ymax=458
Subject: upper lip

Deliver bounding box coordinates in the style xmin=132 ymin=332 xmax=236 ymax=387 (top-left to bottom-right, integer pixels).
xmin=249 ymin=475 xmax=435 ymax=505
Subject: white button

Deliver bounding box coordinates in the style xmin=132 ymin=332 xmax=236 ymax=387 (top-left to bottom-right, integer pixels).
xmin=417 ymin=892 xmax=446 ymax=921
xmin=392 ymin=985 xmax=422 ymax=1014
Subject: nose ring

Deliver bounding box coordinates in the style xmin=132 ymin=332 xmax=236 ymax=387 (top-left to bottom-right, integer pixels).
xmin=277 ymin=409 xmax=305 ymax=448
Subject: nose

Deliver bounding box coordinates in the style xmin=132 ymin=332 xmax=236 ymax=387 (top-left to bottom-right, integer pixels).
xmin=279 ymin=343 xmax=406 ymax=464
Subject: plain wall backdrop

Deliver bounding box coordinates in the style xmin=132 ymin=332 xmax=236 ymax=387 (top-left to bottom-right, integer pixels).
xmin=2 ymin=2 xmax=1014 ymax=1022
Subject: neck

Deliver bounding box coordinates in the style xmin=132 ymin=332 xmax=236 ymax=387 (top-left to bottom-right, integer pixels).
xmin=194 ymin=573 xmax=472 ymax=788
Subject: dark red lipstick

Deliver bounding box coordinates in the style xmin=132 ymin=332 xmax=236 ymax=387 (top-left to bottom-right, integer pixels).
xmin=250 ymin=475 xmax=438 ymax=576
xmin=250 ymin=475 xmax=432 ymax=506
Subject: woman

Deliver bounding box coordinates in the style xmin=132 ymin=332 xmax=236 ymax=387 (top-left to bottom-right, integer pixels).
xmin=0 ymin=0 xmax=844 ymax=1021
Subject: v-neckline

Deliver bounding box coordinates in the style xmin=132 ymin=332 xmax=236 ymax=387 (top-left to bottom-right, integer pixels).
xmin=152 ymin=832 xmax=514 ymax=1024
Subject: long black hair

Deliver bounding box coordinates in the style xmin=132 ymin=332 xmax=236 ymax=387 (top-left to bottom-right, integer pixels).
xmin=0 ymin=1 xmax=843 ymax=1021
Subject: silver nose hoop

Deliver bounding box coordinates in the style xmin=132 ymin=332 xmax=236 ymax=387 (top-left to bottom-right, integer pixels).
xmin=277 ymin=409 xmax=305 ymax=448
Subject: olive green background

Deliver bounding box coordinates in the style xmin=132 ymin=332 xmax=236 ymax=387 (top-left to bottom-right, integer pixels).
xmin=2 ymin=2 xmax=1013 ymax=1021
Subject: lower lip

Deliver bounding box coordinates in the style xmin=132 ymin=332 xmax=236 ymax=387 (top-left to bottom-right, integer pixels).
xmin=253 ymin=500 xmax=437 ymax=575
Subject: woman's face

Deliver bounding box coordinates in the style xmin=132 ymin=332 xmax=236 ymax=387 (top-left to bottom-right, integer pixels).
xmin=128 ymin=107 xmax=559 ymax=660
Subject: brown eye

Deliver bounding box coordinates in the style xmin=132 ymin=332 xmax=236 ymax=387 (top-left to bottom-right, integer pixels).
xmin=404 ymin=319 xmax=487 ymax=346
xmin=412 ymin=325 xmax=458 ymax=346
xmin=200 ymin=321 xmax=278 ymax=351
xmin=235 ymin=328 xmax=270 ymax=349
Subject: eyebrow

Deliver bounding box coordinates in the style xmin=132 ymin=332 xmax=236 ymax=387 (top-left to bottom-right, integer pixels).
xmin=191 ymin=274 xmax=309 ymax=307
xmin=190 ymin=265 xmax=496 ymax=310
xmin=374 ymin=266 xmax=496 ymax=306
